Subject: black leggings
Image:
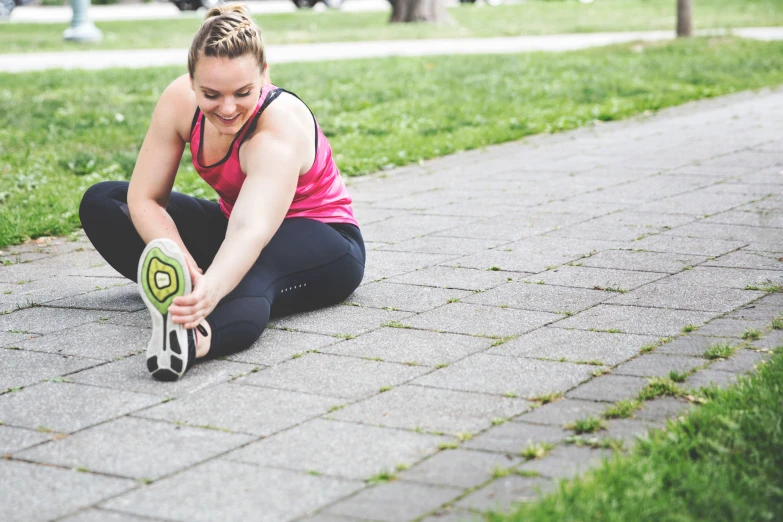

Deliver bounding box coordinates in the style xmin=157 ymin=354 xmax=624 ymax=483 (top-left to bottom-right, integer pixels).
xmin=79 ymin=181 xmax=365 ymax=359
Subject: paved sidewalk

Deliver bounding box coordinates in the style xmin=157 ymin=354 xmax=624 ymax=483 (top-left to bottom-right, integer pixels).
xmin=3 ymin=27 xmax=783 ymax=73
xmin=1 ymin=88 xmax=783 ymax=521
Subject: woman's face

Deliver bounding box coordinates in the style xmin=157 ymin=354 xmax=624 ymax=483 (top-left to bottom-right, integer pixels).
xmin=191 ymin=54 xmax=264 ymax=136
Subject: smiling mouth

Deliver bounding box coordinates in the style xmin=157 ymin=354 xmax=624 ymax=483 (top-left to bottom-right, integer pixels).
xmin=217 ymin=114 xmax=239 ymax=124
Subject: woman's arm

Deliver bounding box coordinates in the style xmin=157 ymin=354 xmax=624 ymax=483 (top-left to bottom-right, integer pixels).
xmin=168 ymin=108 xmax=304 ymax=328
xmin=127 ymin=75 xmax=202 ymax=272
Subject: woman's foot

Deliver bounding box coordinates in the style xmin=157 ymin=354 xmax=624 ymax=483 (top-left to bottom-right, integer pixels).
xmin=137 ymin=239 xmax=195 ymax=381
xmin=195 ymin=321 xmax=212 ymax=358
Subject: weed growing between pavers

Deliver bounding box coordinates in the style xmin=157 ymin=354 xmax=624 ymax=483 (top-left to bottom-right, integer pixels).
xmin=704 ymin=342 xmax=737 ymax=360
xmin=603 ymin=399 xmax=641 ymax=419
xmin=567 ymin=417 xmax=606 ymax=434
xmin=743 ymin=328 xmax=762 ymax=341
xmin=638 ymin=377 xmax=684 ymax=401
xmin=489 ymin=346 xmax=783 ymax=522
xmin=7 ymin=38 xmax=783 ymax=246
xmin=521 ymin=442 xmax=556 ymax=460
xmin=565 ymin=435 xmax=624 ymax=451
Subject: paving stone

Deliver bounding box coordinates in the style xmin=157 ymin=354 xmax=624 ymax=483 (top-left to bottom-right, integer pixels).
xmin=345 ymin=281 xmax=473 ymax=313
xmin=0 ymin=425 xmax=51 ymax=455
xmin=750 ymin=329 xmax=783 ymax=349
xmin=361 ymin=214 xmax=478 ymax=244
xmin=325 ymin=481 xmax=461 ymax=522
xmin=462 ymin=282 xmax=611 ymax=313
xmin=694 ymin=318 xmax=769 ymax=338
xmin=404 ymin=303 xmax=560 ymax=338
xmin=67 ymin=354 xmax=255 ymax=398
xmin=704 ymin=250 xmax=783 ymax=271
xmin=44 ymin=284 xmax=144 ymax=312
xmin=444 ymin=249 xmax=580 ymax=274
xmin=330 ymin=385 xmax=531 ymax=436
xmin=377 ymin=236 xmax=504 ymax=255
xmin=0 ymin=382 xmax=159 ymax=433
xmin=0 ymin=459 xmax=135 ymax=522
xmin=491 ymin=328 xmax=657 ymax=366
xmin=419 ymin=508 xmax=482 ymax=522
xmin=135 ymin=382 xmax=334 ymax=436
xmin=106 ymin=310 xmax=151 ymax=329
xmin=16 ymin=416 xmax=253 ymax=480
xmin=516 ymin=444 xmax=612 ymax=479
xmin=670 ymin=224 xmax=783 ymax=249
xmin=103 ymin=460 xmax=363 ymax=522
xmin=320 ymin=327 xmax=491 ymax=367
xmin=387 ymin=266 xmax=513 ymax=291
xmin=655 ymin=336 xmax=736 ymax=357
xmin=627 ymin=235 xmax=746 ymax=256
xmin=704 ymin=210 xmax=783 ymax=228
xmin=0 ymin=277 xmax=129 ymax=307
xmin=547 ymin=212 xmax=693 ymax=241
xmin=709 ymin=349 xmax=771 ymax=373
xmin=724 ymin=305 xmax=781 ymax=321
xmin=579 ymin=249 xmax=708 ymax=274
xmin=684 ymin=370 xmax=739 ymax=390
xmin=240 ymin=353 xmax=427 ymax=400
xmin=556 ymin=304 xmax=716 ymax=336
xmin=664 ymin=266 xmax=783 ymax=289
xmin=296 ymin=514 xmax=361 ymax=522
xmin=515 ymin=399 xmax=608 ymax=427
xmin=567 ymin=375 xmax=649 ymax=403
xmin=598 ymin=418 xmax=660 ymax=447
xmin=0 ymin=330 xmax=39 ymax=347
xmin=225 ymin=418 xmax=445 ymax=481
xmin=0 ymin=307 xmax=120 ymax=335
xmin=60 ymin=509 xmax=163 ymax=522
xmin=613 ymin=354 xmax=705 ymax=378
xmin=399 ymin=449 xmax=520 ymax=489
xmin=0 ymin=349 xmax=101 ymax=391
xmin=70 ymin=262 xmax=125 ymax=279
xmin=455 ymin=475 xmax=556 ymax=512
xmin=635 ymin=192 xmax=757 ymax=216
xmin=269 ymin=305 xmax=412 ymax=337
xmin=634 ymin=397 xmax=694 ymax=423
xmin=412 ymin=353 xmax=593 ymax=399
xmin=608 ymin=282 xmax=764 ymax=312
xmin=225 ymin=328 xmax=340 ymax=366
xmin=363 ymin=250 xmax=457 ymax=283
xmin=463 ymin=422 xmax=571 ymax=454
xmin=523 ymin=266 xmax=664 ymax=292
xmin=15 ymin=324 xmax=150 ymax=360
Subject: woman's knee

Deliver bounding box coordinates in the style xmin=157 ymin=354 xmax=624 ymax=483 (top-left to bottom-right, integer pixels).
xmin=79 ymin=181 xmax=128 ymax=223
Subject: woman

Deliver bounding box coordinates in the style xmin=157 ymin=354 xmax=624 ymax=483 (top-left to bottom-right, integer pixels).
xmin=79 ymin=3 xmax=365 ymax=381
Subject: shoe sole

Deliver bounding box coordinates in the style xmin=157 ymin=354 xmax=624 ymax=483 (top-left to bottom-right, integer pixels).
xmin=137 ymin=239 xmax=192 ymax=381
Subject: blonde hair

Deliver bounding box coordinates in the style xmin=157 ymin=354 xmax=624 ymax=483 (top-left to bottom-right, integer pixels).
xmin=187 ymin=3 xmax=266 ymax=78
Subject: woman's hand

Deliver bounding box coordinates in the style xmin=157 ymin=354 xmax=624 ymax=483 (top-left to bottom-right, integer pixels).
xmin=169 ymin=268 xmax=219 ymax=329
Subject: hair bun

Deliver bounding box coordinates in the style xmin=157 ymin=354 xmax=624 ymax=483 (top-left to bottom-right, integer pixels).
xmin=205 ymin=2 xmax=250 ymax=20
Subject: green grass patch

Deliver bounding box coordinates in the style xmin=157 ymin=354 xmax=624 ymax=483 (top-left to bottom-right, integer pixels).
xmin=4 ymin=0 xmax=783 ymax=53
xmin=520 ymin=442 xmax=556 ymax=460
xmin=638 ymin=377 xmax=683 ymax=401
xmin=3 ymin=38 xmax=783 ymax=246
xmin=704 ymin=342 xmax=737 ymax=360
xmin=602 ymin=399 xmax=641 ymax=419
xmin=489 ymin=346 xmax=783 ymax=522
xmin=567 ymin=417 xmax=606 ymax=434
xmin=772 ymin=318 xmax=783 ymax=330
xmin=743 ymin=328 xmax=763 ymax=341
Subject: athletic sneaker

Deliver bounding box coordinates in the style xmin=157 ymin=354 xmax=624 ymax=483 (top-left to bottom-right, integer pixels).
xmin=137 ymin=239 xmax=195 ymax=381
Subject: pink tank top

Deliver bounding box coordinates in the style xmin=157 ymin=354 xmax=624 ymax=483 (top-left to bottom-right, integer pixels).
xmin=189 ymin=84 xmax=358 ymax=227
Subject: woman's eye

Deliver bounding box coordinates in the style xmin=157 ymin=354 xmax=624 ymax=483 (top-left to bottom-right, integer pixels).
xmin=204 ymin=93 xmax=218 ymax=100
xmin=237 ymin=91 xmax=251 ymax=97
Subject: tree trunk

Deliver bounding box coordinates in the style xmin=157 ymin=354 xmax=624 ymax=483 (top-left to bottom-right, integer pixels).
xmin=390 ymin=0 xmax=449 ymax=24
xmin=677 ymin=0 xmax=692 ymax=37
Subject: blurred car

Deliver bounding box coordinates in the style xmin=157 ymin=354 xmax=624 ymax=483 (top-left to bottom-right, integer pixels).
xmin=0 ymin=0 xmax=34 ymax=19
xmin=170 ymin=0 xmax=221 ymax=11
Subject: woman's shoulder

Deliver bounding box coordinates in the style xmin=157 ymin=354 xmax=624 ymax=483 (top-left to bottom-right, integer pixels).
xmin=157 ymin=74 xmax=199 ymax=143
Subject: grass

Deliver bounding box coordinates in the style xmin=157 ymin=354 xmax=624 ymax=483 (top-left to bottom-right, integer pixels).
xmin=704 ymin=342 xmax=737 ymax=360
xmin=4 ymin=0 xmax=783 ymax=54
xmin=743 ymin=328 xmax=763 ymax=341
xmin=489 ymin=346 xmax=783 ymax=522
xmin=3 ymin=38 xmax=783 ymax=246
xmin=567 ymin=417 xmax=606 ymax=434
